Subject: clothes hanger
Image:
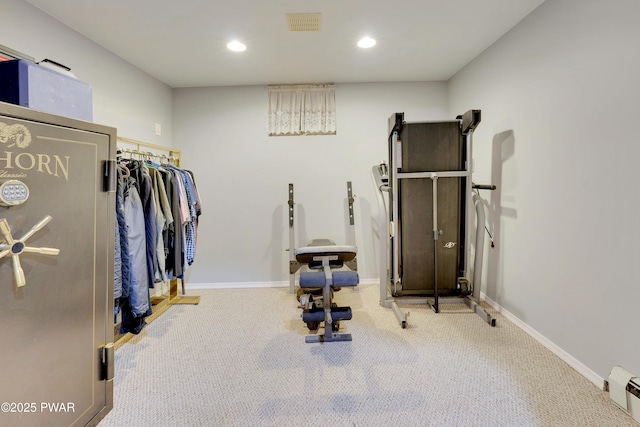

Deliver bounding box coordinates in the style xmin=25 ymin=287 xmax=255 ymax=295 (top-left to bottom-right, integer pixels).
xmin=117 ymin=163 xmax=130 ymax=178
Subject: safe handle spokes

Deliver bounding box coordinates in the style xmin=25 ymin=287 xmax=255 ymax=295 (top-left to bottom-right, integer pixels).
xmin=0 ymin=216 xmax=60 ymax=287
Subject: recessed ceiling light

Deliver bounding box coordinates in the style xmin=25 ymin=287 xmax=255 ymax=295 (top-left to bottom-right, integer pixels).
xmin=357 ymin=37 xmax=376 ymax=48
xmin=227 ymin=41 xmax=247 ymax=52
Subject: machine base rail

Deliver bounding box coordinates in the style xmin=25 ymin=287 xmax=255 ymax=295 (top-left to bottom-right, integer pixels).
xmin=382 ymin=298 xmax=408 ymax=329
xmin=463 ymin=297 xmax=497 ymax=327
xmin=306 ymin=332 xmax=353 ymax=343
xmin=426 ymin=296 xmax=496 ymax=326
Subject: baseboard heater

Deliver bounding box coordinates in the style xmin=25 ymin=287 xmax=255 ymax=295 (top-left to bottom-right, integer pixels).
xmin=608 ymin=366 xmax=640 ymax=423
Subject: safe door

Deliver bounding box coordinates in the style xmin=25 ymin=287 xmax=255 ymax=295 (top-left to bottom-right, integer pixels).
xmin=0 ymin=102 xmax=115 ymax=426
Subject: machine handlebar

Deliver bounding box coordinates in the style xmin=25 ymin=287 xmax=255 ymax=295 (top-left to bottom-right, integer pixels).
xmin=472 ymin=184 xmax=496 ymax=190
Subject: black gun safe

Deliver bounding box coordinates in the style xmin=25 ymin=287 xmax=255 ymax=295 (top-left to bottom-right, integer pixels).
xmin=0 ymin=101 xmax=115 ymax=426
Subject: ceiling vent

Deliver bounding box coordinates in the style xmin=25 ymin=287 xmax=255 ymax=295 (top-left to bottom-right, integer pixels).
xmin=286 ymin=13 xmax=321 ymax=32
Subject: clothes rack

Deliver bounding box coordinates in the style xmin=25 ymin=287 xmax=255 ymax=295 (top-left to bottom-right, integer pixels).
xmin=114 ymin=136 xmax=200 ymax=349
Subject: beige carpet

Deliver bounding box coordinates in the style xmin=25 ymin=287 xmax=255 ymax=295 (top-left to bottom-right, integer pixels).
xmin=98 ymin=284 xmax=637 ymax=426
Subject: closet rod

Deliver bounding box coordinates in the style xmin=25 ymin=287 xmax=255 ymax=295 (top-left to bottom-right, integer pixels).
xmin=117 ymin=135 xmax=181 ymax=166
xmin=118 ymin=148 xmax=178 ymax=163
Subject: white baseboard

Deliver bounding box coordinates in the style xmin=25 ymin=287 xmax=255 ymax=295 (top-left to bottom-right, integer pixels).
xmin=481 ymin=292 xmax=604 ymax=389
xmin=187 ymin=281 xmax=288 ymax=290
xmin=187 ymin=277 xmax=380 ymax=290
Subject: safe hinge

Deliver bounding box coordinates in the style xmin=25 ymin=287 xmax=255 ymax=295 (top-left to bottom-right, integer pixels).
xmin=100 ymin=343 xmax=115 ymax=381
xmin=103 ymin=160 xmax=116 ymax=192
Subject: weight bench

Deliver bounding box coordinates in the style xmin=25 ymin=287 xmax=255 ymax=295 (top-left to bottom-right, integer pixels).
xmin=296 ymin=239 xmax=359 ymax=343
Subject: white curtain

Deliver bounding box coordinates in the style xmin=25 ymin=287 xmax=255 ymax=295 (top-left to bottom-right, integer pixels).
xmin=268 ymin=84 xmax=336 ymax=136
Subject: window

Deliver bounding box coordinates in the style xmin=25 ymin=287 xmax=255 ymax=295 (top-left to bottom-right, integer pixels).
xmin=267 ymin=84 xmax=336 ymax=136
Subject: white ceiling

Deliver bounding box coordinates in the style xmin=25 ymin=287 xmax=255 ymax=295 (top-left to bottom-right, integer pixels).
xmin=25 ymin=0 xmax=545 ymax=88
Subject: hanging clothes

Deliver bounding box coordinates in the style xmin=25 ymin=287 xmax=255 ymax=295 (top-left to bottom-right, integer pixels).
xmin=113 ymin=147 xmax=202 ymax=334
xmin=181 ymin=169 xmax=200 ymax=266
xmin=150 ymin=166 xmax=173 ymax=282
xmin=165 ymin=169 xmax=184 ymax=279
xmin=127 ymin=160 xmax=158 ymax=289
xmin=114 ymin=165 xmax=132 ymax=319
xmin=119 ymin=175 xmax=151 ymax=334
xmin=164 ymin=164 xmax=202 ymax=272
